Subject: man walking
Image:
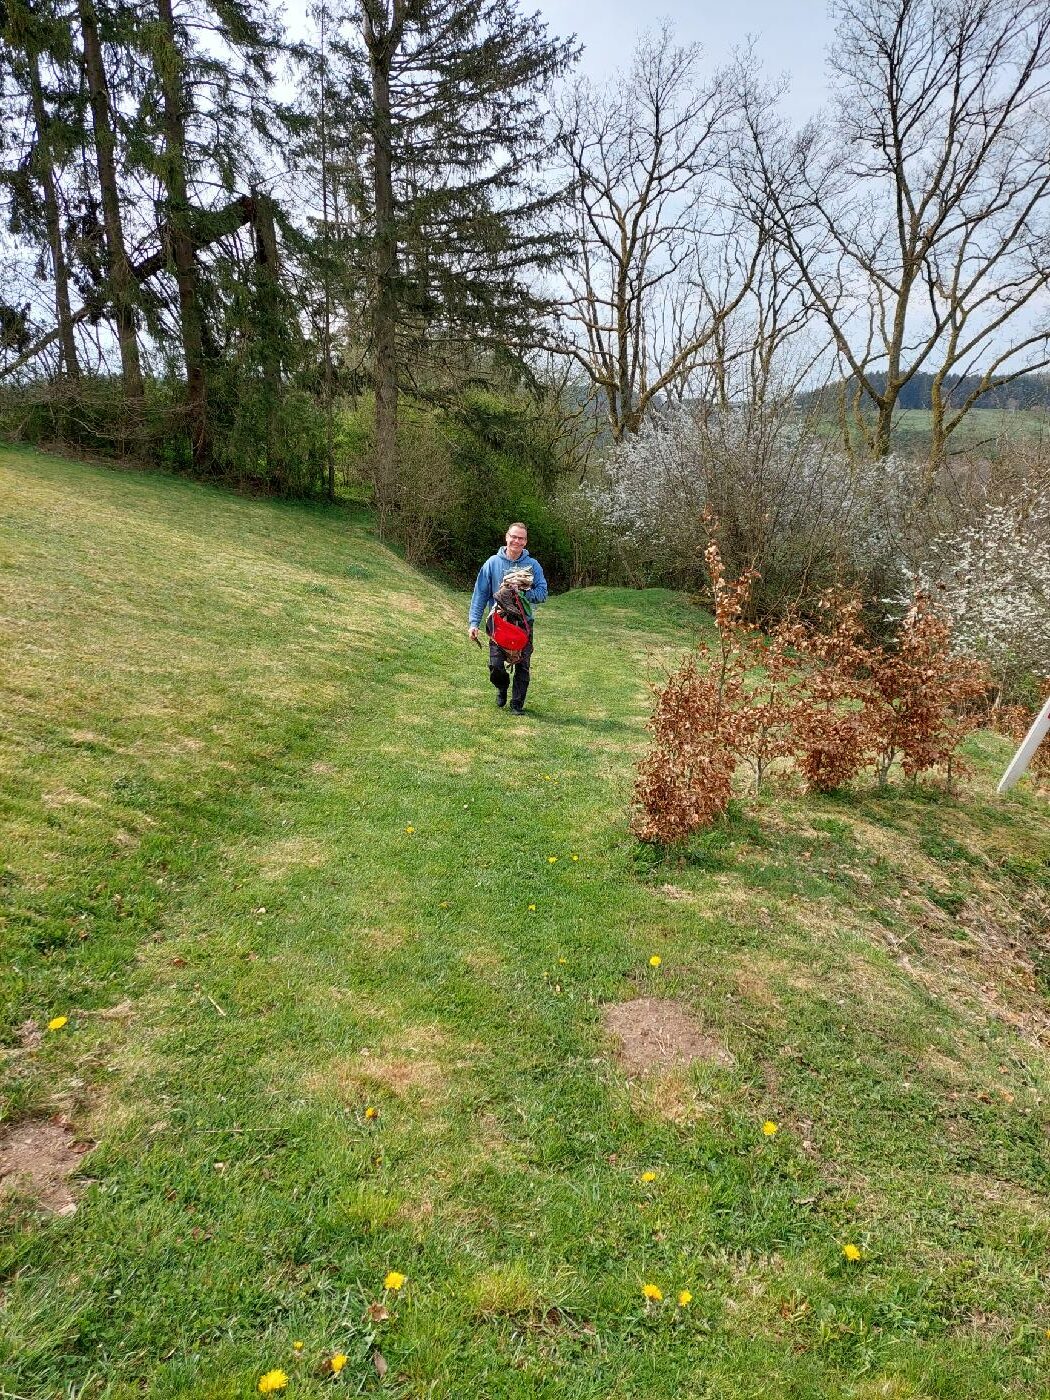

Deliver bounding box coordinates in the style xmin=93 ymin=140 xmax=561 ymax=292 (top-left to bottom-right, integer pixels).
xmin=468 ymin=523 xmax=548 ymax=713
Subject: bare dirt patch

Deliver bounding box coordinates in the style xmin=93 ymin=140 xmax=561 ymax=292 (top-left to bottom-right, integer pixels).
xmin=603 ymin=998 xmax=732 ymax=1075
xmin=0 ymin=1116 xmax=92 ymax=1214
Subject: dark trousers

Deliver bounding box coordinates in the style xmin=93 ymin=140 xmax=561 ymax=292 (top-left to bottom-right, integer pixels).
xmin=489 ymin=632 xmax=534 ymax=709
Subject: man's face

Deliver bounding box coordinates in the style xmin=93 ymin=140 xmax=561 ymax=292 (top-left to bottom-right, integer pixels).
xmin=505 ymin=527 xmax=527 ymax=561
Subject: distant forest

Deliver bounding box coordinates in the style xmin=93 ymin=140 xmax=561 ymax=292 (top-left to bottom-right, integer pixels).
xmin=804 ymin=372 xmax=1050 ymax=414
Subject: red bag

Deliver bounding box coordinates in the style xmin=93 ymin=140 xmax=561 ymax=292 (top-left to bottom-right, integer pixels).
xmin=490 ymin=611 xmax=530 ymax=653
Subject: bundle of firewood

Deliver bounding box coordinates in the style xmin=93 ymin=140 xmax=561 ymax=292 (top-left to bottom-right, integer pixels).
xmin=495 ymin=566 xmax=533 ymax=611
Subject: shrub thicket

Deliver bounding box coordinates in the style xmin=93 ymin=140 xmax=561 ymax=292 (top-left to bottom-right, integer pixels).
xmin=0 ymin=377 xmax=190 ymax=469
xmin=633 ymin=656 xmax=737 ymax=844
xmin=0 ymin=372 xmax=331 ymax=494
xmin=633 ymin=543 xmax=993 ymax=844
xmin=586 ymin=401 xmax=910 ymax=617
xmin=347 ymin=388 xmax=575 ymax=586
xmin=585 ymin=401 xmax=1050 ymax=698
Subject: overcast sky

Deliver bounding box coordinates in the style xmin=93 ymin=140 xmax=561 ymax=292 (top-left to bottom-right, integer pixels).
xmin=534 ymin=0 xmax=835 ymax=123
xmin=280 ymin=0 xmax=838 ymax=126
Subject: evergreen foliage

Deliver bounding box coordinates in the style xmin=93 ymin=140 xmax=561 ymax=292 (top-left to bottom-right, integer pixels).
xmin=305 ymin=0 xmax=578 ymax=513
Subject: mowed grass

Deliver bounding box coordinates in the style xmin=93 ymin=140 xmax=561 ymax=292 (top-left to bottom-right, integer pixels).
xmin=1 ymin=446 xmax=1049 ymax=1400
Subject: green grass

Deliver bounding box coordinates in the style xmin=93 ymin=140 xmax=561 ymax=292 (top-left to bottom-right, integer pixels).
xmin=890 ymin=407 xmax=1048 ymax=451
xmin=817 ymin=406 xmax=1049 ymax=455
xmin=1 ymin=445 xmax=1049 ymax=1399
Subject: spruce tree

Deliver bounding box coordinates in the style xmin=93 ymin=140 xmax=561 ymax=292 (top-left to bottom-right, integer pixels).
xmin=130 ymin=0 xmax=300 ymax=471
xmin=323 ymin=0 xmax=577 ymax=516
xmin=1 ymin=0 xmax=82 ymax=379
xmin=76 ymin=0 xmax=142 ymax=397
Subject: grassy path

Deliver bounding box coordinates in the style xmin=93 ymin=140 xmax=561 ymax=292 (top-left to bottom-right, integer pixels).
xmin=1 ymin=448 xmax=1048 ymax=1399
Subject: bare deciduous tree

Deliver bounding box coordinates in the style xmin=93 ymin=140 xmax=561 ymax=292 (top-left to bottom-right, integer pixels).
xmin=554 ymin=26 xmax=762 ymax=439
xmin=744 ymin=0 xmax=1050 ymax=466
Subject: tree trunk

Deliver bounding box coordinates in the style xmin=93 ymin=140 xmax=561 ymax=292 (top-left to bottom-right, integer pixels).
xmin=872 ymin=399 xmax=895 ymax=459
xmin=252 ymin=192 xmax=282 ymax=474
xmin=928 ymin=371 xmax=947 ymax=474
xmin=370 ymin=43 xmax=398 ymax=519
xmin=318 ymin=1 xmax=335 ymax=501
xmin=79 ymin=0 xmax=143 ymax=399
xmin=26 ymin=48 xmax=79 ymax=381
xmin=155 ymin=0 xmax=210 ymax=469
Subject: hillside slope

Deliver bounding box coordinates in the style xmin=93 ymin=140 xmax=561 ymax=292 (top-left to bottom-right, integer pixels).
xmin=1 ymin=447 xmax=1048 ymax=1400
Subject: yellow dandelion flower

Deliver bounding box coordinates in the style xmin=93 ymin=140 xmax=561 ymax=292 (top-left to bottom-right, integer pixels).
xmin=640 ymin=1170 xmax=657 ymax=1183
xmin=571 ymin=854 xmax=579 ymax=861
xmin=47 ymin=1015 xmax=69 ymax=1031
xmin=404 ymin=824 xmax=415 ymax=834
xmin=384 ymin=1270 xmax=406 ymax=1291
xmin=365 ymin=1106 xmax=378 ymax=1120
xmin=292 ymin=1340 xmax=304 ymax=1351
xmin=648 ymin=955 xmax=661 ymax=968
xmin=548 ymin=856 xmax=558 ymax=863
xmin=677 ymin=1290 xmax=693 ymax=1307
xmin=528 ymin=903 xmax=536 ymax=912
xmin=642 ymin=1283 xmax=663 ymax=1302
xmin=762 ymin=1120 xmax=778 ymax=1137
xmin=330 ymin=1353 xmax=348 ymax=1375
xmin=258 ymin=1370 xmax=288 ymax=1394
xmin=842 ymin=1243 xmax=862 ymax=1262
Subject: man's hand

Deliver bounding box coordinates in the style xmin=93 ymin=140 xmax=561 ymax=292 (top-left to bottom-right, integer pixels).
xmin=468 ymin=625 xmax=479 ymax=642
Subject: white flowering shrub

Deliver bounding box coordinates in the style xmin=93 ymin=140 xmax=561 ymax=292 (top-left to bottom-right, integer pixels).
xmin=917 ymin=488 xmax=1050 ymax=702
xmin=585 ymin=403 xmax=914 ymax=616
xmin=582 ymin=409 xmax=704 ymax=585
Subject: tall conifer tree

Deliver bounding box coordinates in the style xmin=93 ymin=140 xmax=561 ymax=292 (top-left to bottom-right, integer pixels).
xmin=112 ymin=0 xmax=292 ymax=468
xmin=76 ymin=0 xmax=142 ymax=397
xmin=325 ymin=0 xmax=577 ymax=513
xmin=1 ymin=0 xmax=82 ymax=379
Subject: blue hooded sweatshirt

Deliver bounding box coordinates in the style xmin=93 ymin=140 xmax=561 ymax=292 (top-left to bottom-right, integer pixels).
xmin=468 ymin=546 xmax=548 ymax=629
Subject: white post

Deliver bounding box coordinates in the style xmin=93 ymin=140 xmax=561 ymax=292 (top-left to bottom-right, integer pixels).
xmin=997 ymin=695 xmax=1050 ymax=795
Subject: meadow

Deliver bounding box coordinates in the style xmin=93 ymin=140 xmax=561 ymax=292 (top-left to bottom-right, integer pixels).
xmin=891 ymin=408 xmax=1048 ymax=454
xmin=1 ymin=446 xmax=1048 ymax=1399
